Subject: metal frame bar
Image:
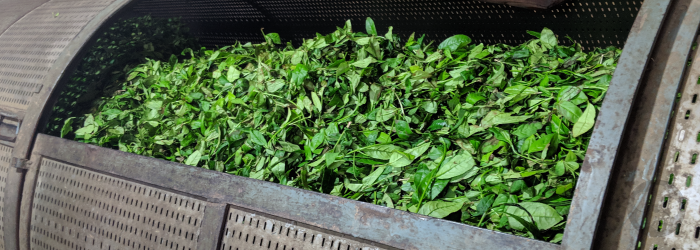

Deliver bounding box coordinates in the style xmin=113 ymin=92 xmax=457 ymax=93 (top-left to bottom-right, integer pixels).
xmin=561 ymin=0 xmax=673 ymax=249
xmin=30 ymin=134 xmax=559 ymax=250
xmin=594 ymin=0 xmax=700 ymax=248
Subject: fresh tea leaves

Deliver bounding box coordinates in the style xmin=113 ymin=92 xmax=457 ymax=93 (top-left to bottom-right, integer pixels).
xmin=66 ymin=19 xmax=620 ymax=241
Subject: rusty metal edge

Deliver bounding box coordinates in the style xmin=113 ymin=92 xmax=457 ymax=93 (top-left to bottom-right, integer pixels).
xmin=32 ymin=133 xmax=560 ymax=250
xmin=595 ymin=0 xmax=700 ymax=248
xmin=560 ymin=0 xmax=673 ymax=249
xmin=12 ymin=0 xmax=135 ymax=162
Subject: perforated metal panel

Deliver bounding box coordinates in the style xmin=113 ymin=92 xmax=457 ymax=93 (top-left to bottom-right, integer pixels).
xmin=129 ymin=0 xmax=640 ymax=49
xmin=221 ymin=207 xmax=384 ymax=250
xmin=30 ymin=158 xmax=208 ymax=250
xmin=0 ymin=0 xmax=48 ymax=34
xmin=0 ymin=0 xmax=115 ymax=112
xmin=640 ymin=33 xmax=700 ymax=250
xmin=0 ymin=144 xmax=12 ymax=250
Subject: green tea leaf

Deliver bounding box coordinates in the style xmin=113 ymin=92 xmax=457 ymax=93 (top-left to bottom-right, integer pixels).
xmin=573 ymin=102 xmax=596 ymax=137
xmin=185 ymin=150 xmax=202 ymax=166
xmin=365 ymin=17 xmax=377 ymax=36
xmin=250 ymin=130 xmax=267 ymax=146
xmin=417 ymin=200 xmax=462 ymax=218
xmin=436 ymin=151 xmax=476 ymax=179
xmin=438 ymin=34 xmax=471 ymax=52
xmin=506 ymin=202 xmax=563 ymax=230
xmin=540 ymin=27 xmax=558 ymax=49
xmin=556 ymin=101 xmax=583 ymax=123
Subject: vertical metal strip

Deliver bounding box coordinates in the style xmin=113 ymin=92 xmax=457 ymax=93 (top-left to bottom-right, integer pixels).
xmin=3 ymin=160 xmax=22 ymax=250
xmin=640 ymin=5 xmax=700 ymax=249
xmin=18 ymin=153 xmax=41 ymax=250
xmin=595 ymin=0 xmax=700 ymax=248
xmin=198 ymin=203 xmax=227 ymax=250
xmin=561 ymin=0 xmax=673 ymax=249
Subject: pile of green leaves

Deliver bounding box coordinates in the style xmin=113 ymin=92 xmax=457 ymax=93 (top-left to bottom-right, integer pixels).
xmin=65 ymin=18 xmax=620 ymax=241
xmin=47 ymin=16 xmax=197 ymax=136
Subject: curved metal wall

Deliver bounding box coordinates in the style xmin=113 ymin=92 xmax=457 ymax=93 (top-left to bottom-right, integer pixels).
xmin=0 ymin=0 xmax=133 ymax=249
xmin=0 ymin=0 xmax=680 ymax=250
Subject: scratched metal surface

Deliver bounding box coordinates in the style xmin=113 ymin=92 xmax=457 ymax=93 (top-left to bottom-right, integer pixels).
xmin=0 ymin=145 xmax=11 ymax=250
xmin=594 ymin=0 xmax=700 ymax=248
xmin=221 ymin=206 xmax=385 ymax=250
xmin=30 ymin=157 xmax=208 ymax=250
xmin=639 ymin=3 xmax=700 ymax=248
xmin=31 ymin=134 xmax=560 ymax=250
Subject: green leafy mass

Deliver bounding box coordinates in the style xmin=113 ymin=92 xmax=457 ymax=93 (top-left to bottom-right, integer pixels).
xmin=62 ymin=18 xmax=620 ymax=241
xmin=46 ymin=16 xmax=197 ymax=136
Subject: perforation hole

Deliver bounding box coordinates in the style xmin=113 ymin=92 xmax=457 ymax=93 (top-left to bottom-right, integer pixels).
xmin=681 ymin=199 xmax=687 ymax=210
xmin=663 ymin=197 xmax=669 ymax=208
xmin=659 ymin=220 xmax=664 ymax=232
xmin=695 ymin=227 xmax=699 ymax=238
xmin=675 ymin=151 xmax=680 ymax=162
xmin=687 ymin=176 xmax=693 ymax=187
xmin=670 ymin=174 xmax=675 ymax=185
xmin=676 ymin=223 xmax=682 ymax=235
xmin=686 ymin=110 xmax=691 ymax=119
xmin=693 ymin=94 xmax=698 ymax=103
xmin=693 ymin=154 xmax=698 ymax=164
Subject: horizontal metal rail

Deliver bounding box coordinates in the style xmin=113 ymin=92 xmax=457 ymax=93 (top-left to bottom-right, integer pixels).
xmin=24 ymin=134 xmax=560 ymax=250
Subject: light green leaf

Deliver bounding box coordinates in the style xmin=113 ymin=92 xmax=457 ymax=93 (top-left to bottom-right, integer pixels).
xmin=249 ymin=130 xmax=267 ymax=146
xmin=185 ymin=150 xmax=202 ymax=166
xmin=506 ymin=202 xmax=563 ymax=230
xmin=422 ymin=101 xmax=438 ymax=113
xmin=436 ymin=151 xmax=476 ymax=179
xmin=61 ymin=118 xmax=74 ymax=138
xmin=227 ymin=66 xmax=240 ymax=82
xmin=417 ymin=200 xmax=463 ymax=218
xmin=363 ymin=144 xmax=404 ymax=160
xmin=438 ymin=34 xmax=471 ymax=52
xmin=572 ymin=102 xmax=596 ymax=137
xmin=352 ymin=57 xmax=377 ymax=68
xmin=556 ymin=101 xmax=583 ymax=123
xmin=480 ymin=111 xmax=531 ymax=128
xmin=145 ymin=100 xmax=162 ymax=110
xmin=540 ymin=28 xmax=558 ymax=49
xmin=311 ymin=92 xmax=322 ymax=112
xmin=278 ymin=141 xmax=301 ymax=152
xmin=365 ymin=17 xmax=377 ymax=36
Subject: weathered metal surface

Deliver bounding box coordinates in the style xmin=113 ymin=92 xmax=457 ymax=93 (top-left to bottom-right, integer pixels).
xmin=0 ymin=144 xmax=11 ymax=250
xmin=0 ymin=0 xmax=116 ymax=113
xmin=0 ymin=0 xmax=47 ymax=35
xmin=10 ymin=0 xmax=132 ymax=162
xmin=30 ymin=157 xmax=208 ymax=250
xmin=639 ymin=6 xmax=700 ymax=249
xmin=560 ymin=0 xmax=672 ymax=249
xmin=199 ymin=203 xmax=227 ymax=250
xmin=32 ymin=134 xmax=559 ymax=250
xmin=594 ymin=0 xmax=700 ymax=248
xmin=221 ymin=206 xmax=385 ymax=250
xmin=18 ymin=153 xmax=40 ymax=250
